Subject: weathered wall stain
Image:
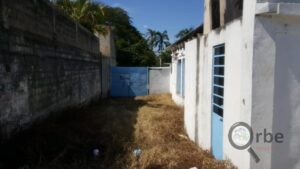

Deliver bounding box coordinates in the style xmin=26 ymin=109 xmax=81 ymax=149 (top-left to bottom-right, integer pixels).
xmin=0 ymin=0 xmax=101 ymax=140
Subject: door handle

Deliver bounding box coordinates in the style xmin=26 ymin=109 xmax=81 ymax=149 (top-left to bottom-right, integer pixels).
xmin=220 ymin=119 xmax=223 ymax=122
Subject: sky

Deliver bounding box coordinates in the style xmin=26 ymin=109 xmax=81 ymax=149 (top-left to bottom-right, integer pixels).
xmin=98 ymin=0 xmax=204 ymax=43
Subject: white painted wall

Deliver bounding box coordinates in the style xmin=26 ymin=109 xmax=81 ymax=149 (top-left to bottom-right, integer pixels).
xmin=149 ymin=67 xmax=170 ymax=94
xmin=195 ymin=18 xmax=254 ymax=169
xmin=197 ymin=29 xmax=225 ymax=151
xmin=171 ymin=1 xmax=300 ymax=169
xmin=170 ymin=48 xmax=185 ymax=106
xmin=251 ymin=14 xmax=300 ymax=169
xmin=223 ymin=20 xmax=251 ymax=169
xmin=196 ymin=35 xmax=212 ymax=150
xmin=184 ymin=38 xmax=199 ymax=141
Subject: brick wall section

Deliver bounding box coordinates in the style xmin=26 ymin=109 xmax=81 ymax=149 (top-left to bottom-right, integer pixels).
xmin=0 ymin=0 xmax=101 ymax=140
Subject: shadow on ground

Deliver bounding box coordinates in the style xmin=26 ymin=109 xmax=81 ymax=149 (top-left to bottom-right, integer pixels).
xmin=0 ymin=97 xmax=145 ymax=169
xmin=0 ymin=94 xmax=234 ymax=169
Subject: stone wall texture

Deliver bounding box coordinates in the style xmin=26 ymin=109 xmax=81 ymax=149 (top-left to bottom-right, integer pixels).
xmin=0 ymin=0 xmax=101 ymax=140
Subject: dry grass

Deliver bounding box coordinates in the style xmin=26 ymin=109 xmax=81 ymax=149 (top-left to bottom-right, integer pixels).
xmin=0 ymin=94 xmax=235 ymax=169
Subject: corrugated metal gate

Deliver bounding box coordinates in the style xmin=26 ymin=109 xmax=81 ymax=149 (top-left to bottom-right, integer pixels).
xmin=110 ymin=67 xmax=149 ymax=97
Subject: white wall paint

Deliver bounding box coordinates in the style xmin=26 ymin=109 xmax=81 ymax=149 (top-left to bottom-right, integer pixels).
xmin=222 ymin=20 xmax=252 ymax=169
xmin=170 ymin=1 xmax=300 ymax=169
xmin=196 ymin=18 xmax=255 ymax=169
xmin=184 ymin=38 xmax=198 ymax=141
xmin=251 ymin=14 xmax=300 ymax=169
xmin=149 ymin=67 xmax=170 ymax=94
xmin=197 ymin=29 xmax=226 ymax=151
xmin=170 ymin=49 xmax=184 ymax=106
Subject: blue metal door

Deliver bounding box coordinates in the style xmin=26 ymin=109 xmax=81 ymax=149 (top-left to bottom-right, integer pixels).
xmin=211 ymin=44 xmax=225 ymax=160
xmin=110 ymin=67 xmax=148 ymax=97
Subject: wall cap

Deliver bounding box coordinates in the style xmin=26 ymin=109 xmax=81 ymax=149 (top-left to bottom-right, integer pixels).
xmin=256 ymin=2 xmax=300 ymax=16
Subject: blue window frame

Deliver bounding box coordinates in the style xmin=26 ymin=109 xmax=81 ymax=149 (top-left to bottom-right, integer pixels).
xmin=176 ymin=59 xmax=185 ymax=97
xmin=211 ymin=44 xmax=225 ymax=160
xmin=212 ymin=45 xmax=225 ymax=117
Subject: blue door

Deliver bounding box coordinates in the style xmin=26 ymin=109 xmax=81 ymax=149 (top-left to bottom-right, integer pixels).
xmin=110 ymin=67 xmax=148 ymax=97
xmin=211 ymin=44 xmax=225 ymax=160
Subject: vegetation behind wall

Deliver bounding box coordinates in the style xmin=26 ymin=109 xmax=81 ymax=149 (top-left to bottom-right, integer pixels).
xmin=54 ymin=0 xmax=157 ymax=67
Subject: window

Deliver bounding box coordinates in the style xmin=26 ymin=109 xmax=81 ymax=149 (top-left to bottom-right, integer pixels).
xmin=225 ymin=0 xmax=244 ymax=23
xmin=211 ymin=0 xmax=220 ymax=29
xmin=212 ymin=44 xmax=225 ymax=117
xmin=176 ymin=59 xmax=185 ymax=97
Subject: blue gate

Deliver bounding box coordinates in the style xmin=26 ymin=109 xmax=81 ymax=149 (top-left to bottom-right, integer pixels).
xmin=110 ymin=67 xmax=149 ymax=97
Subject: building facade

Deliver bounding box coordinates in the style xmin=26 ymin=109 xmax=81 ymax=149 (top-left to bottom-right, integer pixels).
xmin=170 ymin=0 xmax=300 ymax=169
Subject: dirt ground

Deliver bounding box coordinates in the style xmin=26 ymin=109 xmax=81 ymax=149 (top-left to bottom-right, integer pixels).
xmin=0 ymin=94 xmax=234 ymax=169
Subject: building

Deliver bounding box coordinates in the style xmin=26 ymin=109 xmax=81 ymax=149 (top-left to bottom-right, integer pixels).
xmin=169 ymin=0 xmax=300 ymax=169
xmin=169 ymin=26 xmax=203 ymax=106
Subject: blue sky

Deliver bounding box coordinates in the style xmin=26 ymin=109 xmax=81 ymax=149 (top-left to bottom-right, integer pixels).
xmin=99 ymin=0 xmax=204 ymax=43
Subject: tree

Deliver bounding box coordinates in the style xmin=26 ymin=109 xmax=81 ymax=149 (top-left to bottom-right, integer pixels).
xmin=155 ymin=31 xmax=170 ymax=53
xmin=159 ymin=50 xmax=172 ymax=66
xmin=175 ymin=27 xmax=194 ymax=40
xmin=103 ymin=7 xmax=156 ymax=66
xmin=54 ymin=0 xmax=107 ymax=34
xmin=145 ymin=29 xmax=170 ymax=66
xmin=146 ymin=29 xmax=158 ymax=50
xmin=146 ymin=29 xmax=170 ymax=53
xmin=54 ymin=0 xmax=156 ymax=66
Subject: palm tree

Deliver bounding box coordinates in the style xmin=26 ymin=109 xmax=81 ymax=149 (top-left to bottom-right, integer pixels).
xmin=146 ymin=29 xmax=158 ymax=50
xmin=145 ymin=29 xmax=170 ymax=66
xmin=155 ymin=30 xmax=170 ymax=53
xmin=175 ymin=27 xmax=194 ymax=40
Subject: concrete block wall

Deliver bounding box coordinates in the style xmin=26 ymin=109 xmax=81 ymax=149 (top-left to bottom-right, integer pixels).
xmin=0 ymin=0 xmax=101 ymax=141
xmin=97 ymin=27 xmax=117 ymax=98
xmin=101 ymin=57 xmax=112 ymax=98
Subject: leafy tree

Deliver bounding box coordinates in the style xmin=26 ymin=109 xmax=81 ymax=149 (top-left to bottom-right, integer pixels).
xmin=159 ymin=50 xmax=172 ymax=66
xmin=175 ymin=27 xmax=194 ymax=40
xmin=53 ymin=0 xmax=156 ymax=66
xmin=146 ymin=29 xmax=158 ymax=50
xmin=55 ymin=0 xmax=107 ymax=34
xmin=103 ymin=7 xmax=156 ymax=66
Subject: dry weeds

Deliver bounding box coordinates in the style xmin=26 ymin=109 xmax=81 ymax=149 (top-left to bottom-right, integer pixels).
xmin=0 ymin=94 xmax=235 ymax=169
